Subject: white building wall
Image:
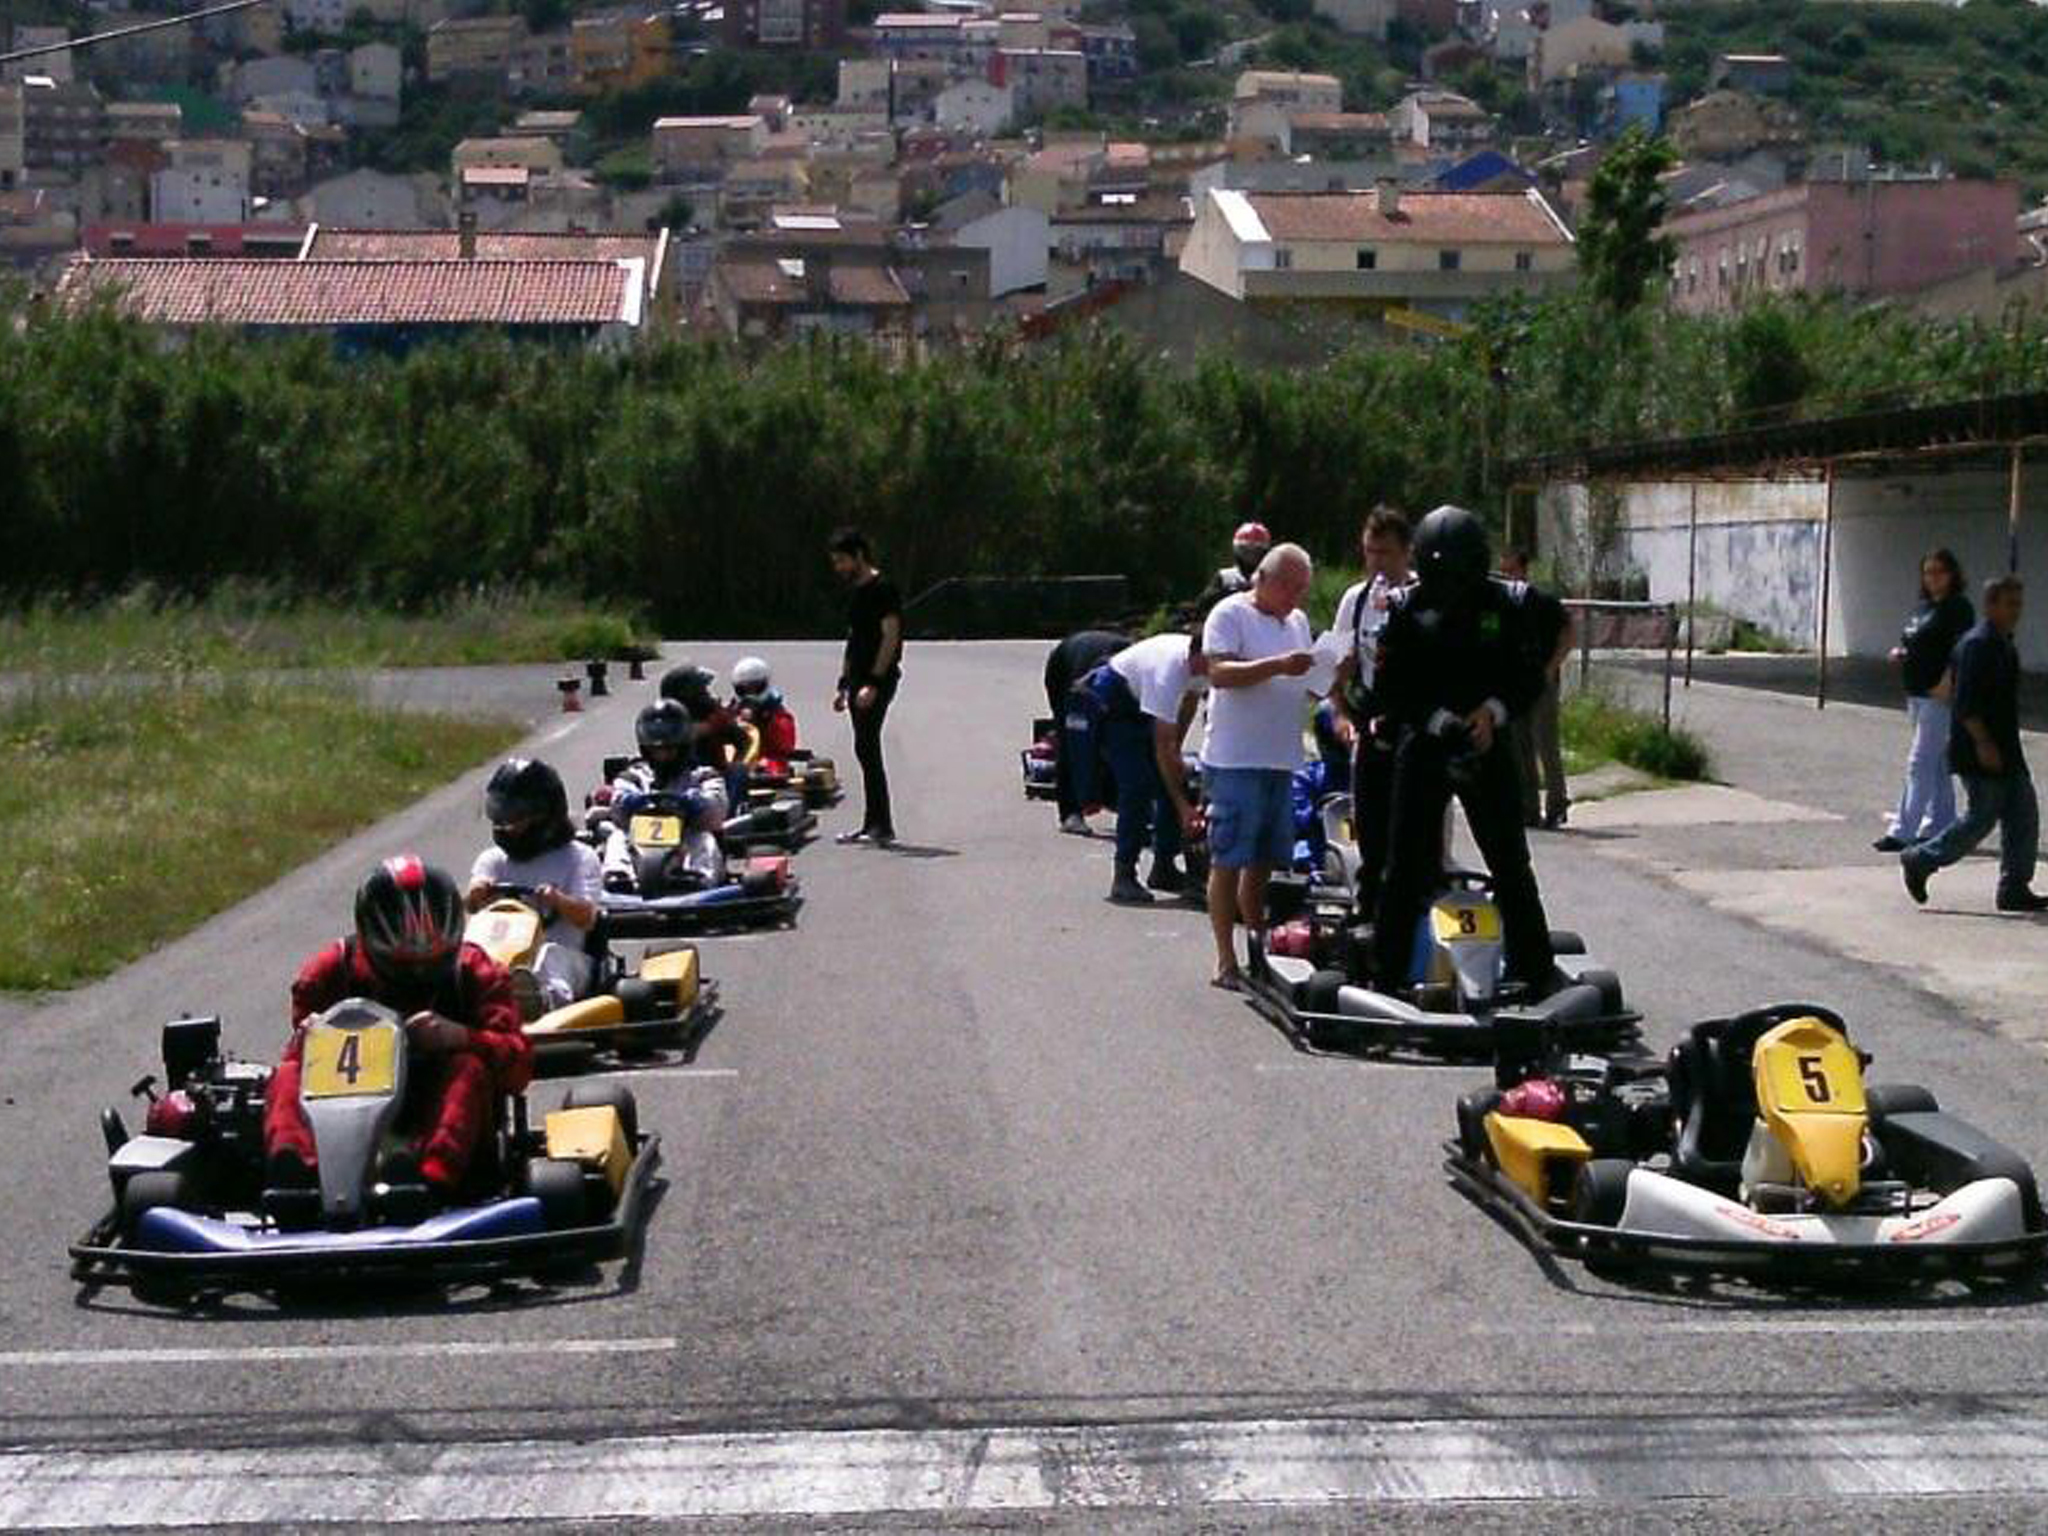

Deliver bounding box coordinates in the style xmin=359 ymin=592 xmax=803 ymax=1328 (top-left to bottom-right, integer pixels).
xmin=954 ymin=204 xmax=1047 ymax=295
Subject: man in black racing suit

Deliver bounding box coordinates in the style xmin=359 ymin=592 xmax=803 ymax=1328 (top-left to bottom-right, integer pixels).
xmin=1369 ymin=505 xmax=1556 ymax=995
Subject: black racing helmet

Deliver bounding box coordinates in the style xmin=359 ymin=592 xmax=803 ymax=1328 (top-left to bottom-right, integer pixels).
xmin=636 ymin=699 xmax=692 ymax=773
xmin=485 ymin=756 xmax=570 ymax=861
xmin=1413 ymin=504 xmax=1492 ymax=596
xmin=659 ymin=663 xmax=718 ymax=717
xmin=354 ymin=855 xmax=465 ymax=989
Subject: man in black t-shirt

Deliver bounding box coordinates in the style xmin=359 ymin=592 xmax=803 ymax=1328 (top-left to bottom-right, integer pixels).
xmin=830 ymin=527 xmax=904 ymax=846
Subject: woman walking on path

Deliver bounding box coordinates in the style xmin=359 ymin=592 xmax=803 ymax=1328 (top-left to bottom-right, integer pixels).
xmin=1875 ymin=548 xmax=1973 ymax=853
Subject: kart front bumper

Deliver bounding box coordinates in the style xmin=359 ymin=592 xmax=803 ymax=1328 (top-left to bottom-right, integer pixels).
xmin=598 ymin=887 xmax=801 ymax=936
xmin=1445 ymin=1150 xmax=2048 ymax=1284
xmin=70 ymin=1139 xmax=661 ymax=1291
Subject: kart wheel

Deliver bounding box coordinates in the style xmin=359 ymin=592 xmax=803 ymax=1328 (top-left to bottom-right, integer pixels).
xmin=1867 ymin=1083 xmax=1939 ymax=1119
xmin=1456 ymin=1089 xmax=1499 ymax=1160
xmin=100 ymin=1107 xmax=130 ymax=1156
xmin=1302 ymin=969 xmax=1348 ymax=1016
xmin=617 ymin=977 xmax=662 ymax=1021
xmin=1575 ymin=967 xmax=1625 ymax=1016
xmin=1571 ymin=1159 xmax=1634 ymax=1228
xmin=1548 ymin=929 xmax=1586 ymax=957
xmin=120 ymin=1171 xmax=193 ymax=1233
xmin=526 ymin=1158 xmax=589 ymax=1230
xmin=563 ymin=1081 xmax=639 ymax=1145
xmin=740 ymin=868 xmax=781 ymax=897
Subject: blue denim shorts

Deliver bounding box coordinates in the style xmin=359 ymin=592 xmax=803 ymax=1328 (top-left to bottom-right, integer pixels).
xmin=1203 ymin=766 xmax=1295 ymax=870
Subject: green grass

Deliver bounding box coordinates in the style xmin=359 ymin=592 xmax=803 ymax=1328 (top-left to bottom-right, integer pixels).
xmin=1561 ymin=688 xmax=1712 ymax=783
xmin=0 ymin=587 xmax=658 ymax=674
xmin=0 ymin=677 xmax=521 ymax=990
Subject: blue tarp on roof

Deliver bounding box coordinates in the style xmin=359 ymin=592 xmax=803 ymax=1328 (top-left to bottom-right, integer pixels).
xmin=1435 ymin=150 xmax=1532 ymax=193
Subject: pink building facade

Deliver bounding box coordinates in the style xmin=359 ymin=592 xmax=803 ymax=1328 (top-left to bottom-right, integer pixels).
xmin=1664 ymin=179 xmax=2019 ymax=314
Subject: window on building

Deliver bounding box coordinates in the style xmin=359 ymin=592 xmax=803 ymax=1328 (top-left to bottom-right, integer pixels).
xmin=1273 ymin=246 xmax=1292 ymax=269
xmin=1514 ymin=250 xmax=1532 ymax=272
xmin=1439 ymin=248 xmax=1461 ymax=271
xmin=1356 ymin=247 xmax=1376 ymax=270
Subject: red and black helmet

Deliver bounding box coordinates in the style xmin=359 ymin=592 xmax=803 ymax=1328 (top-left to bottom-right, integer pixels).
xmin=354 ymin=855 xmax=465 ymax=985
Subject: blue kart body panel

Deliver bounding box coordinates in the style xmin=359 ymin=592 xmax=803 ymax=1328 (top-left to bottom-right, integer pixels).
xmin=136 ymin=1198 xmax=545 ymax=1254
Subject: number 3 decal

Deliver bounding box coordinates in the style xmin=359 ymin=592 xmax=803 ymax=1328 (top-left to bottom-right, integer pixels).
xmin=1797 ymin=1053 xmax=1830 ymax=1104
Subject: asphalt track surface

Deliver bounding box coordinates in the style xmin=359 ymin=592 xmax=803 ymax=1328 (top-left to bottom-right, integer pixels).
xmin=5 ymin=641 xmax=2048 ymax=1528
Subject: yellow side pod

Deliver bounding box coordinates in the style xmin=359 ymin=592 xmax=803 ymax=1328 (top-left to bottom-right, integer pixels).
xmin=543 ymin=1106 xmax=631 ymax=1197
xmin=640 ymin=946 xmax=699 ymax=1004
xmin=525 ymin=996 xmax=627 ymax=1037
xmin=1485 ymin=1113 xmax=1592 ymax=1210
xmin=1753 ymin=1016 xmax=1867 ymax=1208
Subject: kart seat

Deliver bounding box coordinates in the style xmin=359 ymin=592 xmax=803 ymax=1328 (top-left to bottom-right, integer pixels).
xmin=1670 ymin=1003 xmax=1847 ymax=1195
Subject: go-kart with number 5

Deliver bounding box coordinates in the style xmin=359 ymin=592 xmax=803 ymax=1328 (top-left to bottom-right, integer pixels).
xmin=71 ymin=1010 xmax=657 ymax=1300
xmin=1448 ymin=1002 xmax=2048 ymax=1286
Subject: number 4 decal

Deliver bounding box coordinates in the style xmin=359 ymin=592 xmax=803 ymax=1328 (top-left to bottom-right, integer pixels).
xmin=1798 ymin=1053 xmax=1830 ymax=1104
xmin=335 ymin=1032 xmax=362 ymax=1086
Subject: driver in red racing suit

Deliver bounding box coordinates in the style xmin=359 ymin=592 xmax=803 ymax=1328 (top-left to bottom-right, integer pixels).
xmin=263 ymin=855 xmax=532 ymax=1198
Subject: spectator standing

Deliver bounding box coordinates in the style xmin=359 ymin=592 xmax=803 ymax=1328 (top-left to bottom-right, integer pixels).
xmin=1200 ymin=544 xmax=1318 ymax=988
xmin=1875 ymin=549 xmax=1973 ymax=853
xmin=1498 ymin=549 xmax=1575 ymax=830
xmin=1902 ymin=575 xmax=2047 ymax=912
xmin=830 ymin=527 xmax=903 ymax=847
xmin=1195 ymin=521 xmax=1273 ymax=608
xmin=1328 ymin=506 xmax=1414 ymax=906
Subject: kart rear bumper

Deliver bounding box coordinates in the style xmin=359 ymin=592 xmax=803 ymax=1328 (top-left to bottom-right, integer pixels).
xmin=598 ymin=889 xmax=800 ymax=936
xmin=1445 ymin=1150 xmax=2048 ymax=1283
xmin=70 ymin=1139 xmax=660 ymax=1291
xmin=1242 ymin=966 xmax=1639 ymax=1058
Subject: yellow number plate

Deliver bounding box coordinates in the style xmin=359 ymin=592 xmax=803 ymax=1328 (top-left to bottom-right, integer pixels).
xmin=629 ymin=814 xmax=684 ymax=848
xmin=1431 ymin=901 xmax=1502 ymax=945
xmin=302 ymin=1022 xmax=399 ymax=1099
xmin=1756 ymin=1022 xmax=1865 ymax=1115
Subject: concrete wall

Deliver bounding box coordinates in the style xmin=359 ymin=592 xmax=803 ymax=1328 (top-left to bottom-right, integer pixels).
xmin=1541 ymin=464 xmax=2048 ymax=664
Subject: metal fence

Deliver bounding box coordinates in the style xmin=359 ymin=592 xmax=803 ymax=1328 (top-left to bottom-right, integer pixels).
xmin=1563 ymin=598 xmax=1681 ymax=734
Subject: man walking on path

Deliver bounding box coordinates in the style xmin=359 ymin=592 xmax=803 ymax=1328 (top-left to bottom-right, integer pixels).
xmin=830 ymin=527 xmax=903 ymax=847
xmin=1201 ymin=544 xmax=1318 ymax=989
xmin=1499 ymin=549 xmax=1574 ymax=830
xmin=1902 ymin=575 xmax=2048 ymax=912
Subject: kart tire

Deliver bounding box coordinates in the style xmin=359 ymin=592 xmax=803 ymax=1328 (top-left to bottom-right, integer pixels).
xmin=617 ymin=977 xmax=662 ymax=1022
xmin=1571 ymin=1158 xmax=1634 ymax=1228
xmin=1302 ymin=969 xmax=1348 ymax=1016
xmin=1575 ymin=967 xmax=1625 ymax=1016
xmin=740 ymin=868 xmax=780 ymax=897
xmin=101 ymin=1107 xmax=130 ymax=1157
xmin=526 ymin=1158 xmax=589 ymax=1230
xmin=1867 ymin=1083 xmax=1939 ymax=1120
xmin=1548 ymin=929 xmax=1586 ymax=957
xmin=563 ymin=1081 xmax=639 ymax=1145
xmin=120 ymin=1170 xmax=193 ymax=1233
xmin=1456 ymin=1089 xmax=1500 ymax=1160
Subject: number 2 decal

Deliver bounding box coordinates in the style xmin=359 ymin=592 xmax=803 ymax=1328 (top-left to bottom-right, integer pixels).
xmin=335 ymin=1032 xmax=362 ymax=1086
xmin=1798 ymin=1053 xmax=1830 ymax=1103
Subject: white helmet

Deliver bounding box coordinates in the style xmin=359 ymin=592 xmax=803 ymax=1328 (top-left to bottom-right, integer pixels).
xmin=731 ymin=656 xmax=772 ymax=697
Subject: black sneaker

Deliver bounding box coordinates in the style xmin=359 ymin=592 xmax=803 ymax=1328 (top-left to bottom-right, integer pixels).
xmin=1872 ymin=835 xmax=1907 ymax=853
xmin=1145 ymin=861 xmax=1185 ymax=894
xmin=1109 ymin=867 xmax=1155 ymax=905
xmin=1997 ymin=888 xmax=2048 ymax=913
xmin=1902 ymin=858 xmax=1930 ymax=905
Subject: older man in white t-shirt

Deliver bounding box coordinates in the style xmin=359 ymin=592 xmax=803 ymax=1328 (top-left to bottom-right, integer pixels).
xmin=1200 ymin=542 xmax=1318 ymax=988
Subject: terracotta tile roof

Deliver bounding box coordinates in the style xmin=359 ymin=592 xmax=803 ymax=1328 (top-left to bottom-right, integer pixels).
xmin=306 ymin=228 xmax=658 ymax=266
xmin=1244 ymin=190 xmax=1567 ymax=245
xmin=58 ymin=257 xmax=638 ymax=327
xmin=717 ymin=255 xmax=909 ymax=307
xmin=85 ymin=222 xmax=308 ymax=257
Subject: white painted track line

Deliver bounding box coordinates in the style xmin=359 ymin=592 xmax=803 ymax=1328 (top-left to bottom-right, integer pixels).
xmin=9 ymin=1410 xmax=2048 ymax=1526
xmin=0 ymin=1337 xmax=677 ymax=1369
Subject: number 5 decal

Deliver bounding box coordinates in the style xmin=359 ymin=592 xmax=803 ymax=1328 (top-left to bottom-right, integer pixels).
xmin=1798 ymin=1053 xmax=1830 ymax=1104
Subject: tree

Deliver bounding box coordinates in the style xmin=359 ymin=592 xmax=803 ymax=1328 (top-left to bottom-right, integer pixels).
xmin=1575 ymin=126 xmax=1679 ymax=313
